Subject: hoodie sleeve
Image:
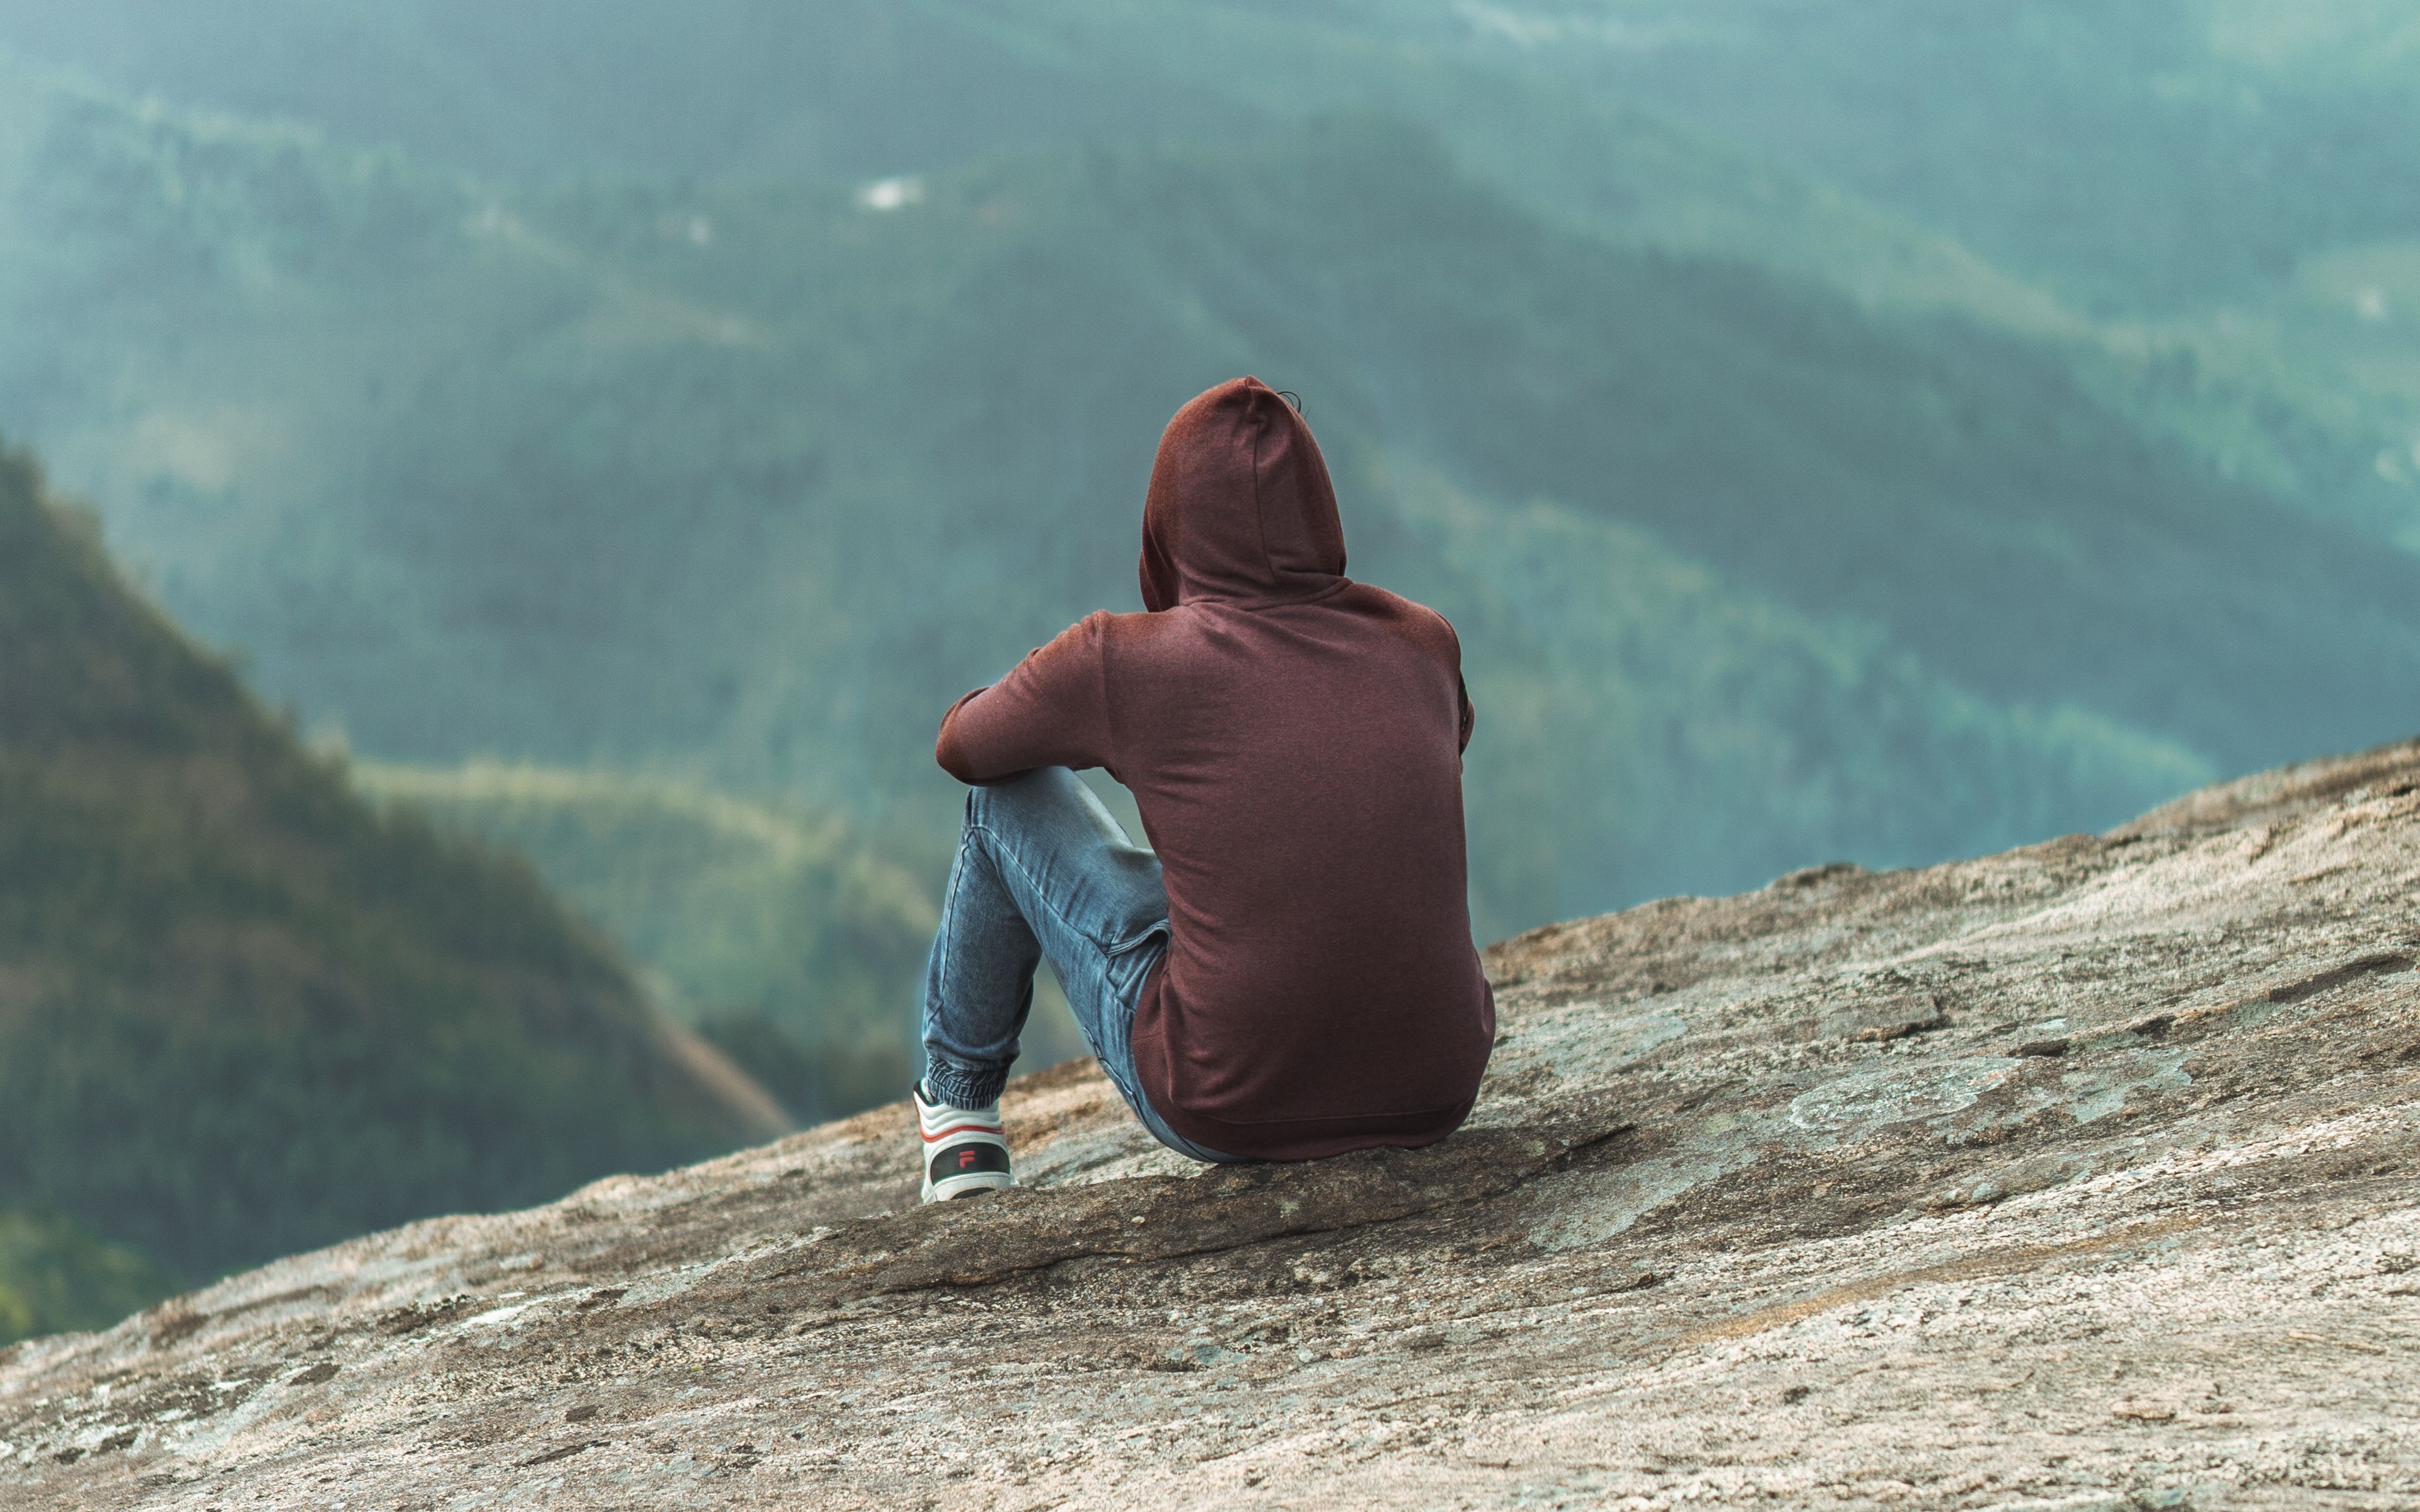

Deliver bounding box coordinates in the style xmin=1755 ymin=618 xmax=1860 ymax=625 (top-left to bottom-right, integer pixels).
xmin=935 ymin=613 xmax=1117 ymax=784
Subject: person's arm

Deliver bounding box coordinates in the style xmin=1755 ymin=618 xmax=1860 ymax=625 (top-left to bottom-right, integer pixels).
xmin=935 ymin=613 xmax=1115 ymax=784
xmin=1457 ymin=673 xmax=1475 ymax=755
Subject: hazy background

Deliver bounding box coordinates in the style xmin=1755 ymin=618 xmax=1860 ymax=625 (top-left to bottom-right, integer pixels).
xmin=4 ymin=1 xmax=2419 ymax=1337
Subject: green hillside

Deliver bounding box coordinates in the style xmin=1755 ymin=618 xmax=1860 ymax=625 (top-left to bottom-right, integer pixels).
xmin=0 ymin=0 xmax=2126 ymax=364
xmin=1422 ymin=0 xmax=2420 ymax=309
xmin=353 ymin=763 xmax=936 ymax=1033
xmin=0 ymin=1208 xmax=179 ymax=1346
xmin=350 ymin=762 xmax=1102 ymax=1120
xmin=6 ymin=0 xmax=2411 ymax=522
xmin=18 ymin=0 xmax=2401 ymax=309
xmin=0 ymin=444 xmax=784 ymax=1286
xmin=0 ymin=1 xmax=1789 ymax=193
xmin=5 ymin=66 xmax=2397 ymax=935
xmin=1405 ymin=1 xmax=2420 ymax=531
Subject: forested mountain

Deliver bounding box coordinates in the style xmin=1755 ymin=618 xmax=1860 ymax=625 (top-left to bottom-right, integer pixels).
xmin=8 ymin=0 xmax=2414 ymax=512
xmin=7 ymin=54 xmax=2417 ymax=931
xmin=1431 ymin=1 xmax=2420 ymax=308
xmin=16 ymin=0 xmax=2413 ymax=312
xmin=0 ymin=1208 xmax=175 ymax=1346
xmin=0 ymin=444 xmax=785 ymax=1291
xmin=12 ymin=66 xmax=2371 ymax=939
xmin=349 ymin=761 xmax=1063 ymax=1123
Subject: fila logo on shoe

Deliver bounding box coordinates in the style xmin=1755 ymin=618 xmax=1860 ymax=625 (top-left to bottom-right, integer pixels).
xmin=914 ymin=1083 xmax=1016 ymax=1203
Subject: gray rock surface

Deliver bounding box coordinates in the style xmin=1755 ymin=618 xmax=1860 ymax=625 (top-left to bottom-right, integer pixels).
xmin=8 ymin=740 xmax=2420 ymax=1510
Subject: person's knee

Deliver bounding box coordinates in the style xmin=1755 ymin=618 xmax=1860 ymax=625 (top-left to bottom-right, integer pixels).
xmin=965 ymin=766 xmax=1080 ymax=832
xmin=962 ymin=774 xmax=1027 ymax=830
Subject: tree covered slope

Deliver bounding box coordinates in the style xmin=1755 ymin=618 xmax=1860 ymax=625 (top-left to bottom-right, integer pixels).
xmin=14 ymin=0 xmax=2409 ymax=544
xmin=0 ymin=1209 xmax=176 ymax=1346
xmin=0 ymin=445 xmax=785 ymax=1283
xmin=350 ymin=760 xmax=1005 ymax=1123
xmin=15 ymin=0 xmax=2409 ymax=312
xmin=1419 ymin=0 xmax=2420 ymax=309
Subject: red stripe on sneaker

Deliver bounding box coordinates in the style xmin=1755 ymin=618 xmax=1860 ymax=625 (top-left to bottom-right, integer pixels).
xmin=921 ymin=1121 xmax=1003 ymax=1143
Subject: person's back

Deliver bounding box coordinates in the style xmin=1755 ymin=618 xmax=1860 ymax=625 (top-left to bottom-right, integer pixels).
xmin=913 ymin=376 xmax=1494 ymax=1194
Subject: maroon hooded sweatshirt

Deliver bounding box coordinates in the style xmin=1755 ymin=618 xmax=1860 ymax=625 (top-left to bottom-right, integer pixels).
xmin=935 ymin=377 xmax=1495 ymax=1159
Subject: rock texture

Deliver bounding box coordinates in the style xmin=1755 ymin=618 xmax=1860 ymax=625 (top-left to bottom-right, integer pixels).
xmin=8 ymin=741 xmax=2420 ymax=1510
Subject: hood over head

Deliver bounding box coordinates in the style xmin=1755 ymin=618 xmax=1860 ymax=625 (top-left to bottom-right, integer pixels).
xmin=1140 ymin=377 xmax=1347 ymax=612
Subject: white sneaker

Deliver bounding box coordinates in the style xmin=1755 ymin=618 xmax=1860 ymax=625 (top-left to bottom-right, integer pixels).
xmin=915 ymin=1083 xmax=1015 ymax=1203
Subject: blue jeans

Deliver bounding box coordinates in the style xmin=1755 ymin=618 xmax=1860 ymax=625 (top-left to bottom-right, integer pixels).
xmin=921 ymin=767 xmax=1236 ymax=1163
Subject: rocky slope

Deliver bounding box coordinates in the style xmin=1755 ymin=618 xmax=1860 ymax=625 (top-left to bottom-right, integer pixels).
xmin=7 ymin=740 xmax=2420 ymax=1509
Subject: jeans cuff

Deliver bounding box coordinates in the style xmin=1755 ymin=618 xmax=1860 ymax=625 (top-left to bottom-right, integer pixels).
xmin=921 ymin=1056 xmax=1007 ymax=1111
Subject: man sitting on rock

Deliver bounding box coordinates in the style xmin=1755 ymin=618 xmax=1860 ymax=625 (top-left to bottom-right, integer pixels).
xmin=912 ymin=376 xmax=1496 ymax=1200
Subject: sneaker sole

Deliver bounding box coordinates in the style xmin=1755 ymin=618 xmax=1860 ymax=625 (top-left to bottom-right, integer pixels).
xmin=923 ymin=1171 xmax=1015 ymax=1203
